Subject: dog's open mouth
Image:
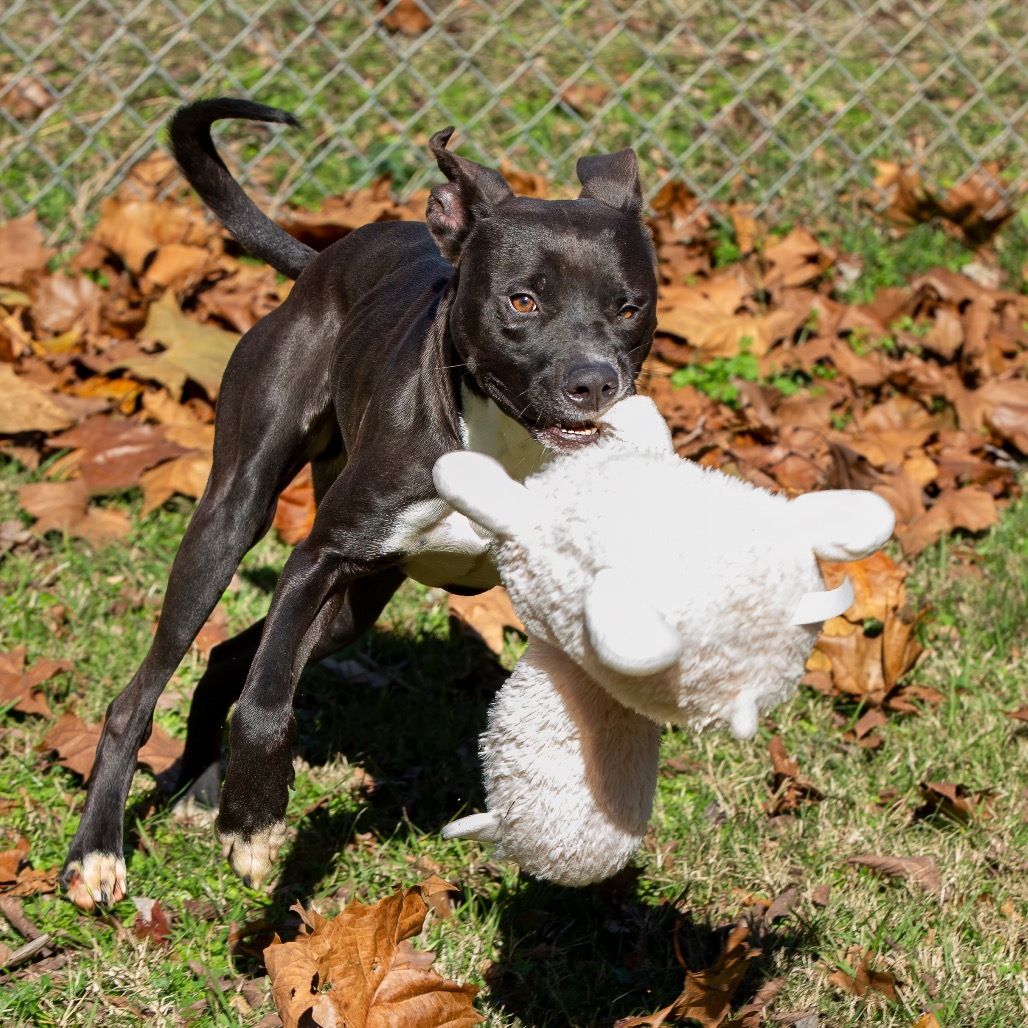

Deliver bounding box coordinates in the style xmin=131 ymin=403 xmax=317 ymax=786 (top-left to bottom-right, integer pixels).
xmin=534 ymin=421 xmax=600 ymax=451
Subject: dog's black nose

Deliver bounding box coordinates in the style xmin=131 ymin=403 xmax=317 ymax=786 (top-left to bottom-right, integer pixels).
xmin=563 ymin=362 xmax=619 ymax=413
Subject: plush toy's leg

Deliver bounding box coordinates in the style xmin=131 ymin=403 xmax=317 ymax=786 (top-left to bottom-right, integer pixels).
xmin=443 ymin=640 xmax=661 ymax=886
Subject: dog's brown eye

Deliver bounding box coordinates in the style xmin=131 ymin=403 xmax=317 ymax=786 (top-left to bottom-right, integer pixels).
xmin=618 ymin=305 xmax=639 ymax=320
xmin=510 ymin=294 xmax=537 ymax=313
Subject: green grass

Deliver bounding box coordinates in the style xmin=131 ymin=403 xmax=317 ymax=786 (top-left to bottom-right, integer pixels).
xmin=1 ymin=447 xmax=1026 ymax=1025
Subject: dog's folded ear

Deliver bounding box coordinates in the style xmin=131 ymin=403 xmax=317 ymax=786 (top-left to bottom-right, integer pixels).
xmin=427 ymin=127 xmax=514 ymax=262
xmin=576 ymin=149 xmax=644 ymax=217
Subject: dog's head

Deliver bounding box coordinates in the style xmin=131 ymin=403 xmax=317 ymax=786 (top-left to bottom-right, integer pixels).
xmin=427 ymin=129 xmax=658 ymax=452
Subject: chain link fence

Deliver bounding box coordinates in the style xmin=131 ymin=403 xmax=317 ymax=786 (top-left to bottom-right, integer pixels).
xmin=1 ymin=0 xmax=1025 ymax=238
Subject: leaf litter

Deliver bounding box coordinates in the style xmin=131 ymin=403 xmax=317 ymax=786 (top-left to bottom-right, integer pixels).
xmin=0 ymin=149 xmax=1025 ymax=1018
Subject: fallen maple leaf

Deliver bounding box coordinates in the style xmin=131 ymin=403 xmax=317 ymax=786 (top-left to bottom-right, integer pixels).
xmin=132 ymin=897 xmax=173 ymax=947
xmin=377 ymin=0 xmax=433 ymax=35
xmin=616 ymin=922 xmax=761 ymax=1027
xmin=0 ymin=838 xmax=29 ymax=886
xmin=847 ymin=854 xmax=941 ymax=897
xmin=263 ymin=878 xmax=483 ymax=1028
xmin=139 ymin=452 xmax=213 ymax=516
xmin=114 ymin=289 xmax=239 ymax=399
xmin=897 ymin=485 xmax=999 ymax=556
xmin=0 ymin=837 xmax=58 ymax=898
xmin=40 ymin=711 xmax=182 ymax=779
xmin=827 ymin=945 xmax=900 ymax=1003
xmin=46 ymin=415 xmax=185 ymax=494
xmin=915 ymin=781 xmax=994 ymax=823
xmin=18 ymin=479 xmax=131 ymax=546
xmin=0 ymin=363 xmax=75 ymax=434
xmin=722 ymin=977 xmax=784 ymax=1028
xmin=765 ymin=737 xmax=824 ymax=815
xmin=448 ymin=587 xmax=524 ymax=656
xmin=274 ymin=464 xmax=317 ymax=545
xmin=0 ymin=646 xmax=72 ymax=718
xmin=0 ymin=214 xmax=55 ymax=287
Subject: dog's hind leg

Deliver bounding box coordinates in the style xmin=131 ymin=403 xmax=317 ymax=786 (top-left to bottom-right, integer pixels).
xmin=174 ymin=562 xmax=403 ymax=812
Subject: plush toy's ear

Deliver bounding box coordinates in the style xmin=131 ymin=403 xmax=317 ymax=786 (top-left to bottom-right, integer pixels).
xmin=597 ymin=395 xmax=674 ymax=454
xmin=789 ymin=490 xmax=895 ymax=562
xmin=433 ymin=450 xmax=545 ymax=539
xmin=577 ymin=149 xmax=644 ymax=217
xmin=585 ymin=568 xmax=683 ymax=676
xmin=427 ymin=128 xmax=514 ymax=262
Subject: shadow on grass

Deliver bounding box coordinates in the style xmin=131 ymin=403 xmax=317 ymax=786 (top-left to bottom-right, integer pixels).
xmin=135 ymin=615 xmax=823 ymax=1023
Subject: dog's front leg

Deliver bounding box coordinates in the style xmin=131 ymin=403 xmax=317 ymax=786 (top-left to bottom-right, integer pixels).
xmin=213 ymin=468 xmax=417 ymax=886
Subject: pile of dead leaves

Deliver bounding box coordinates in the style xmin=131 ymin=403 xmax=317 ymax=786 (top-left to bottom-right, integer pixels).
xmin=1 ymin=150 xmax=1025 ymax=725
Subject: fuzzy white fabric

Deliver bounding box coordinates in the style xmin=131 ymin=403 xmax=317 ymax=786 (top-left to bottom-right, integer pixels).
xmin=435 ymin=396 xmax=895 ymax=885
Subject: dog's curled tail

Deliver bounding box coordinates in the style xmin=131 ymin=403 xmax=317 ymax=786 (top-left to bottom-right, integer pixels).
xmin=168 ymin=98 xmax=317 ymax=280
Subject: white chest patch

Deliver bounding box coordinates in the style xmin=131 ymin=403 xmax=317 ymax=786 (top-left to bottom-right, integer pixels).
xmin=388 ymin=389 xmax=548 ymax=589
xmin=459 ymin=386 xmax=550 ymax=482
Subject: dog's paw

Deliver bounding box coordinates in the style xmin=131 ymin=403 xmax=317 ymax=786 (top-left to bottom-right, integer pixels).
xmin=218 ymin=822 xmax=287 ymax=888
xmin=61 ymin=852 xmax=127 ymax=911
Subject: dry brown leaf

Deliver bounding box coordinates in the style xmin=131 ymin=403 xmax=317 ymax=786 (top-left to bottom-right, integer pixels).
xmin=39 ymin=711 xmax=101 ymax=778
xmin=32 ymin=272 xmax=101 ymax=338
xmin=915 ymin=781 xmax=994 ymax=823
xmin=92 ymin=196 xmax=214 ymax=275
xmin=274 ymin=465 xmax=317 ymax=545
xmin=897 ymin=486 xmax=999 ymax=556
xmin=616 ymin=922 xmax=761 ymax=1028
xmin=819 ymin=551 xmax=907 ymax=624
xmin=0 ymin=838 xmax=30 ymax=885
xmin=913 ymin=1013 xmax=941 ymax=1028
xmin=132 ymin=897 xmax=173 ymax=947
xmin=40 ymin=711 xmax=182 ymax=779
xmin=264 ymin=880 xmax=482 ymax=1028
xmin=766 ymin=736 xmax=824 ymax=814
xmin=46 ymin=416 xmax=185 ymax=495
xmin=1006 ymin=707 xmax=1028 ymax=723
xmin=0 ymin=215 xmax=55 ymax=287
xmin=139 ymin=452 xmax=213 ymax=516
xmin=848 ymin=854 xmax=941 ymax=897
xmin=0 ymin=363 xmax=75 ymax=434
xmin=0 ymin=836 xmax=58 ymax=898
xmin=0 ymin=647 xmax=72 ymax=718
xmin=114 ymin=289 xmax=239 ymax=398
xmin=18 ymin=479 xmax=131 ymax=545
xmin=378 ymin=0 xmax=433 ymax=35
xmin=722 ymin=977 xmax=784 ymax=1028
xmin=192 ymin=604 xmax=229 ymax=660
xmin=139 ymin=243 xmax=212 ymax=292
xmin=827 ymin=945 xmax=900 ymax=1003
xmin=448 ymin=587 xmax=524 ymax=656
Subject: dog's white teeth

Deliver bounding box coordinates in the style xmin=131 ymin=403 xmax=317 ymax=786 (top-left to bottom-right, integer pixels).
xmin=560 ymin=424 xmax=598 ymax=436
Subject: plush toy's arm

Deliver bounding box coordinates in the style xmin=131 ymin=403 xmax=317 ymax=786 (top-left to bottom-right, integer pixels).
xmin=789 ymin=490 xmax=895 ymax=561
xmin=433 ymin=450 xmax=547 ymax=538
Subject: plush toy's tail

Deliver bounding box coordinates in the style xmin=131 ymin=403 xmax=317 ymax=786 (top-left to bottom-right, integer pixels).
xmin=442 ymin=811 xmax=501 ymax=843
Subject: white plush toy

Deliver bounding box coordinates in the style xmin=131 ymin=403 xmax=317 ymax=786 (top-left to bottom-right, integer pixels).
xmin=433 ymin=396 xmax=895 ymax=887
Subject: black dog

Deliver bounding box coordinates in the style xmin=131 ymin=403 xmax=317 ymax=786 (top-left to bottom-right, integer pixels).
xmin=61 ymin=98 xmax=658 ymax=909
